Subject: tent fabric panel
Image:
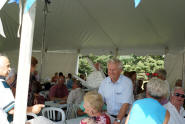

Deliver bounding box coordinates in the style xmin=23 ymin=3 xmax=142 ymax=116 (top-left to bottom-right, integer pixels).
xmin=165 ymin=53 xmax=185 ymax=89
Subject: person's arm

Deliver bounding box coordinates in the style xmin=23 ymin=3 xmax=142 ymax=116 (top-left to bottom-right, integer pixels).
xmin=8 ymin=109 xmax=14 ymax=114
xmin=163 ymin=110 xmax=170 ymax=124
xmin=61 ymin=96 xmax=68 ymax=101
xmin=77 ymin=101 xmax=86 ymax=116
xmin=27 ymin=104 xmax=45 ymax=114
xmin=125 ymin=109 xmax=131 ymax=124
xmin=114 ymin=78 xmax=133 ymax=124
xmin=8 ymin=104 xmax=45 ymax=115
xmin=114 ymin=103 xmax=129 ymax=124
xmin=77 ymin=108 xmax=86 ymax=116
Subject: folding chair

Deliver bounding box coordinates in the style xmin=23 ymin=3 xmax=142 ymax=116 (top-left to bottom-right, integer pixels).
xmin=42 ymin=107 xmax=65 ymax=122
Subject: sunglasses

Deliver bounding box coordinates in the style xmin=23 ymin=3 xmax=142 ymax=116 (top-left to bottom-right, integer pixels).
xmin=175 ymin=93 xmax=185 ymax=98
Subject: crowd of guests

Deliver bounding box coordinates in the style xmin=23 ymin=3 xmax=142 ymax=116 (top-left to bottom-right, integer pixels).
xmin=49 ymin=72 xmax=86 ymax=105
xmin=0 ymin=54 xmax=185 ymax=124
xmin=80 ymin=58 xmax=185 ymax=124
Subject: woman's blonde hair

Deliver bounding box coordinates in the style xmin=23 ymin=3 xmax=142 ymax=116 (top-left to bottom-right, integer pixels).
xmin=84 ymin=91 xmax=104 ymax=112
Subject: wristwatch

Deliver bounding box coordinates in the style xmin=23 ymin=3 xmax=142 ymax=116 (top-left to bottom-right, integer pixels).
xmin=114 ymin=118 xmax=121 ymax=123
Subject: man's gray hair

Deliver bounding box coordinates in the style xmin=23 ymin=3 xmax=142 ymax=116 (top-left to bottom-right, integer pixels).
xmin=155 ymin=69 xmax=167 ymax=79
xmin=147 ymin=77 xmax=169 ymax=99
xmin=171 ymin=86 xmax=185 ymax=96
xmin=107 ymin=58 xmax=123 ymax=69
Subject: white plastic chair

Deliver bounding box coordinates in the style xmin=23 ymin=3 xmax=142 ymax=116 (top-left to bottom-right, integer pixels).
xmin=42 ymin=107 xmax=65 ymax=122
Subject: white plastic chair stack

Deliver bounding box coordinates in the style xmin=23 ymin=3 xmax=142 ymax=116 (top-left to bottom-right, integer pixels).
xmin=42 ymin=107 xmax=65 ymax=122
xmin=66 ymin=103 xmax=78 ymax=120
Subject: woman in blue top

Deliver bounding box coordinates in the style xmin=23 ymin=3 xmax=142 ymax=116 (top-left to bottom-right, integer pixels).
xmin=125 ymin=77 xmax=170 ymax=124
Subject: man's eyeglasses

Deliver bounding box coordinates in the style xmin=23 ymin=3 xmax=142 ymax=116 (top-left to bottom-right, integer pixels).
xmin=175 ymin=93 xmax=185 ymax=98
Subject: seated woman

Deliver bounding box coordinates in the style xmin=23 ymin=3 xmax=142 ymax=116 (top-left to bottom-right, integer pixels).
xmin=80 ymin=91 xmax=110 ymax=124
xmin=125 ymin=77 xmax=170 ymax=124
xmin=67 ymin=80 xmax=84 ymax=105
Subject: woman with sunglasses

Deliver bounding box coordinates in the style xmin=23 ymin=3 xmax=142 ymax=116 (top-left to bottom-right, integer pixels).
xmin=164 ymin=87 xmax=185 ymax=124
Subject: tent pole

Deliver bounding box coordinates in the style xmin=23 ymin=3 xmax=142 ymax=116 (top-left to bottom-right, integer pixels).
xmin=13 ymin=1 xmax=37 ymax=124
xmin=40 ymin=0 xmax=48 ymax=81
xmin=115 ymin=48 xmax=119 ymax=57
xmin=75 ymin=49 xmax=80 ymax=75
xmin=182 ymin=52 xmax=185 ymax=88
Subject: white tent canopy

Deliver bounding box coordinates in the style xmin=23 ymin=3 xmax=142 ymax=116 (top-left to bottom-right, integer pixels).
xmin=0 ymin=0 xmax=185 ymax=55
xmin=5 ymin=50 xmax=78 ymax=80
xmin=165 ymin=52 xmax=185 ymax=88
xmin=0 ymin=0 xmax=185 ymax=85
xmin=1 ymin=1 xmax=185 ymax=123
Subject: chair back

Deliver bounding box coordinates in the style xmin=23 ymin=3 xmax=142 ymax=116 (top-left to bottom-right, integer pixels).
xmin=42 ymin=107 xmax=65 ymax=122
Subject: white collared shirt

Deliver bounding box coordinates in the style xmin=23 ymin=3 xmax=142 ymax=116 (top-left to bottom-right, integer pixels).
xmin=0 ymin=108 xmax=9 ymax=124
xmin=98 ymin=75 xmax=134 ymax=115
xmin=164 ymin=102 xmax=185 ymax=124
xmin=0 ymin=79 xmax=15 ymax=112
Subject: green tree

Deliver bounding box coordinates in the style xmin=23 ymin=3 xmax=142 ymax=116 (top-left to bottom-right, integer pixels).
xmin=78 ymin=55 xmax=164 ymax=78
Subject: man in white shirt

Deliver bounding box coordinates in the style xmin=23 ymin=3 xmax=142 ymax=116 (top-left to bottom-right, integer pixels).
xmin=164 ymin=87 xmax=185 ymax=124
xmin=0 ymin=54 xmax=44 ymax=122
xmin=98 ymin=58 xmax=134 ymax=124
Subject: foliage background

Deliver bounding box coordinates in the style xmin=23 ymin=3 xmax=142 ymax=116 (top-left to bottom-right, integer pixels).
xmin=78 ymin=55 xmax=164 ymax=79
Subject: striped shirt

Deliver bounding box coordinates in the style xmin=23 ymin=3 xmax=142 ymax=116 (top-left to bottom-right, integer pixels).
xmin=0 ymin=77 xmax=15 ymax=113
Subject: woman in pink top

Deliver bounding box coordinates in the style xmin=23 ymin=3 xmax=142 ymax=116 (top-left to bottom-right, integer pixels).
xmin=80 ymin=91 xmax=110 ymax=124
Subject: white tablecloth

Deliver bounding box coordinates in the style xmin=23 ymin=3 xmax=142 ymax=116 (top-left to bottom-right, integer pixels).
xmin=28 ymin=116 xmax=55 ymax=124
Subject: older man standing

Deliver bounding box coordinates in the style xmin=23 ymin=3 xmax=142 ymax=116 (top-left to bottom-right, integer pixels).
xmin=0 ymin=54 xmax=44 ymax=122
xmin=164 ymin=87 xmax=185 ymax=124
xmin=98 ymin=58 xmax=134 ymax=124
